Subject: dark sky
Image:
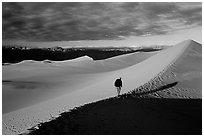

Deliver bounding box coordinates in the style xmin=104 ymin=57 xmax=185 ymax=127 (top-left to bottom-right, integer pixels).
xmin=2 ymin=2 xmax=202 ymax=41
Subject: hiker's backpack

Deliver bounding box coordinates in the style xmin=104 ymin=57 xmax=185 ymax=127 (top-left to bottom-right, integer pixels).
xmin=114 ymin=79 xmax=122 ymax=87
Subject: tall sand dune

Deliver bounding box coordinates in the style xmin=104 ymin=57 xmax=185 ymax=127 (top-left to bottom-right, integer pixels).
xmin=133 ymin=40 xmax=201 ymax=98
xmin=2 ymin=40 xmax=201 ymax=134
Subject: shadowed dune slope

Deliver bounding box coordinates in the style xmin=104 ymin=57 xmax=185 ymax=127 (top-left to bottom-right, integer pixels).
xmin=29 ymin=97 xmax=201 ymax=135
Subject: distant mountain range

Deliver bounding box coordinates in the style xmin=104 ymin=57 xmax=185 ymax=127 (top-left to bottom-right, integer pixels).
xmin=2 ymin=45 xmax=169 ymax=64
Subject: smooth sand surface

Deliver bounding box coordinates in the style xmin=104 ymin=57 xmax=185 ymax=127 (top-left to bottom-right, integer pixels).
xmin=2 ymin=40 xmax=201 ymax=134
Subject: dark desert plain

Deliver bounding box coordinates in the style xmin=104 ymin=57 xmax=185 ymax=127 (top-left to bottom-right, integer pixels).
xmin=2 ymin=2 xmax=202 ymax=135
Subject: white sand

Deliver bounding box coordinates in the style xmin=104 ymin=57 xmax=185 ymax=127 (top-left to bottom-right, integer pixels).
xmin=2 ymin=40 xmax=201 ymax=134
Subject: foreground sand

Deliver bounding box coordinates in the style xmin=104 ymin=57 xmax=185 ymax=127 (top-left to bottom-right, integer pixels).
xmin=29 ymin=94 xmax=201 ymax=135
xmin=2 ymin=39 xmax=202 ymax=134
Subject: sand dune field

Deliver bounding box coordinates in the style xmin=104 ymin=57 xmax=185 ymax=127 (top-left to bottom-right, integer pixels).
xmin=2 ymin=39 xmax=201 ymax=134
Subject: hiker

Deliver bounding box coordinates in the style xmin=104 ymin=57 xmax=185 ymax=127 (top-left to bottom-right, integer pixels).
xmin=114 ymin=77 xmax=122 ymax=96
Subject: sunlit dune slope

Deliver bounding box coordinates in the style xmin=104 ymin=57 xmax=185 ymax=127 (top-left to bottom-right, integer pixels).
xmin=133 ymin=40 xmax=201 ymax=98
xmin=2 ymin=50 xmax=157 ymax=114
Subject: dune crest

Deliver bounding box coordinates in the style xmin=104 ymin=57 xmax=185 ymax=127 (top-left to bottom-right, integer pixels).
xmin=133 ymin=39 xmax=202 ymax=98
xmin=3 ymin=56 xmax=94 ymax=66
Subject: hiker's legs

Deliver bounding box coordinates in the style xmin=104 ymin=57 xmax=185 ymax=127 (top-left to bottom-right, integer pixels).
xmin=116 ymin=87 xmax=120 ymax=96
xmin=118 ymin=86 xmax=121 ymax=95
xmin=116 ymin=87 xmax=121 ymax=96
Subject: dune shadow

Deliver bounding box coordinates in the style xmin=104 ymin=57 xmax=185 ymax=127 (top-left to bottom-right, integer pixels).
xmin=132 ymin=82 xmax=178 ymax=96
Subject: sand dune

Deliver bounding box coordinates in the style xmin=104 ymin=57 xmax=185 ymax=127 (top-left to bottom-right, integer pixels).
xmin=133 ymin=40 xmax=202 ymax=98
xmin=3 ymin=55 xmax=93 ymax=66
xmin=44 ymin=55 xmax=94 ymax=63
xmin=2 ymin=39 xmax=201 ymax=134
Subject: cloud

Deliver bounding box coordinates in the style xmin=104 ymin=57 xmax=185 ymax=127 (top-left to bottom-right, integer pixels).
xmin=2 ymin=2 xmax=202 ymax=41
